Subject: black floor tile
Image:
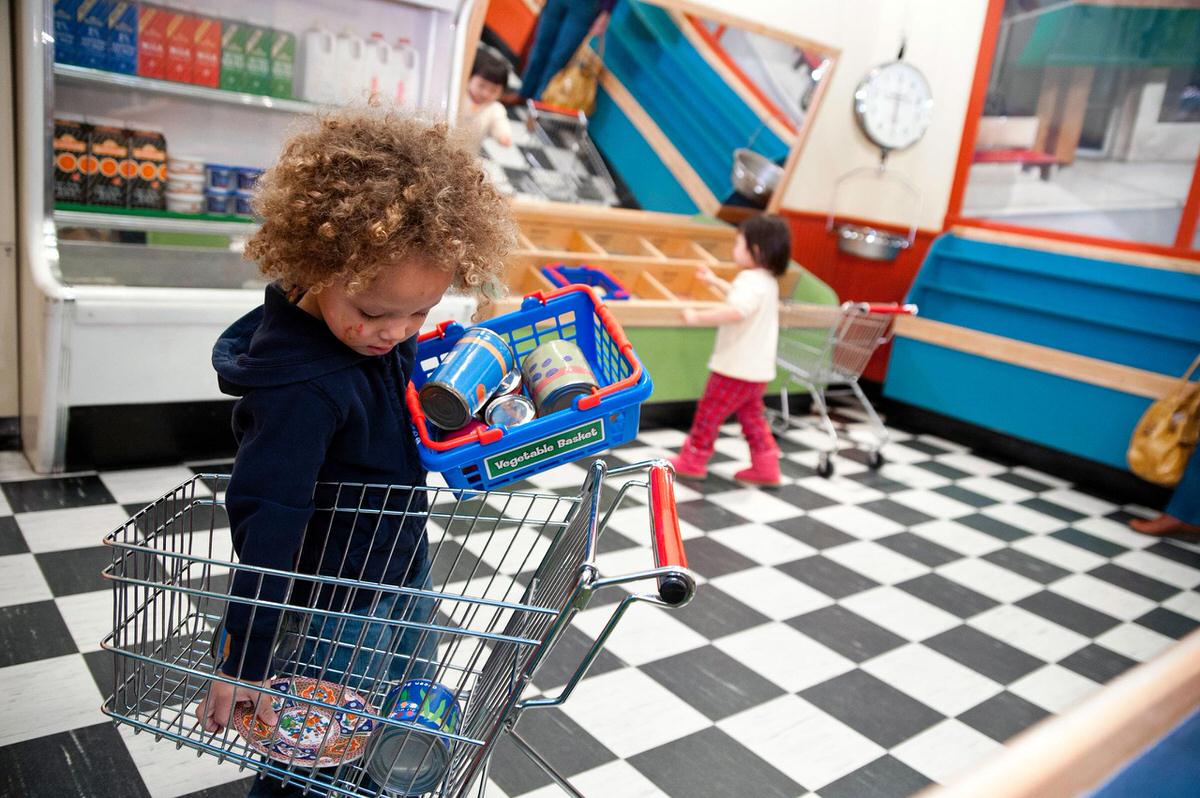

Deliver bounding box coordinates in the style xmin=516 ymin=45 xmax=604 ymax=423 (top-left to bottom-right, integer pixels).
xmin=925 ymin=626 xmax=1044 ymax=684
xmin=777 ymin=555 xmax=879 ymax=599
xmin=629 ymin=727 xmax=804 ymax=798
xmin=935 ymin=485 xmax=997 ymax=508
xmin=176 ymin=780 xmax=256 ymax=798
xmin=845 ymin=471 xmax=910 ymax=493
xmin=0 ymin=515 xmax=29 ymax=555
xmin=770 ymin=483 xmax=837 ymax=511
xmin=1135 ymin=607 xmax=1200 ymax=639
xmin=671 ymin=584 xmax=771 ymax=640
xmin=916 ymin=461 xmax=972 ymax=481
xmin=877 ymin=532 xmax=962 ymax=567
xmin=642 ymin=645 xmax=784 ymax=721
xmin=0 ymin=722 xmax=150 ymax=798
xmin=35 ymin=546 xmax=114 ymax=597
xmin=487 ymin=733 xmax=558 ymax=796
xmin=1144 ymin=541 xmax=1200 ymax=571
xmin=901 ymin=439 xmax=954 ymax=456
xmin=680 ymin=536 xmax=759 ymax=579
xmin=84 ymin=648 xmax=116 ymax=698
xmin=819 ymin=754 xmax=935 ymax=798
xmin=2 ymin=475 xmax=114 ymax=513
xmin=1088 ymin=563 xmax=1178 ymax=602
xmin=512 ymin=707 xmax=616 ymax=778
xmin=675 ymin=499 xmax=747 ymax=532
xmin=957 ymin=691 xmax=1050 ymax=742
xmin=1017 ymin=591 xmax=1122 ymax=637
xmin=801 ymin=670 xmax=943 ymax=748
xmin=595 ymin=528 xmax=639 ymax=554
xmin=787 ymin=605 xmax=906 ymax=663
xmin=957 ymin=513 xmax=1030 ymax=543
xmin=530 ymin=625 xmax=625 ymax=691
xmin=0 ymin=601 xmax=78 ymax=667
xmin=770 ymin=515 xmax=856 ymax=550
xmin=778 ymin=457 xmax=818 ymax=480
xmin=897 ymin=573 xmax=999 ymax=618
xmin=994 ymin=472 xmax=1055 ymax=492
xmin=860 ymin=499 xmax=935 ymax=528
xmin=981 ymin=548 xmax=1071 ymax=584
xmin=1048 ymin=527 xmax=1126 ymax=559
xmin=1020 ymin=497 xmax=1085 ymax=523
xmin=1059 ymin=643 xmax=1138 ymax=684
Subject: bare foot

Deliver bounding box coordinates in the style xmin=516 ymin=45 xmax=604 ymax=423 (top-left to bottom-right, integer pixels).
xmin=1130 ymin=514 xmax=1200 ymax=536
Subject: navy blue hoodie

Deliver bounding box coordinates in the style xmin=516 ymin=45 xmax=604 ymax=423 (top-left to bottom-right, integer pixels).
xmin=212 ymin=284 xmax=428 ymax=680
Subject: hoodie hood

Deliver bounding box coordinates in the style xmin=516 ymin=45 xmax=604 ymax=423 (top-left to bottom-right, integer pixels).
xmin=213 ymin=284 xmax=371 ymax=395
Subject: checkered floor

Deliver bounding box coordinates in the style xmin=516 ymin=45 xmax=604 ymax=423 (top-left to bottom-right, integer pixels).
xmin=2 ymin=406 xmax=1199 ymax=798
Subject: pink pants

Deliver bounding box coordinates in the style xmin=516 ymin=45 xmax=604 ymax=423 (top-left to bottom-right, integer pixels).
xmin=685 ymin=372 xmax=777 ymax=456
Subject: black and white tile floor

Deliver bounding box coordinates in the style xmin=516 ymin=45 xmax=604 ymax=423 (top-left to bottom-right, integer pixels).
xmin=2 ymin=407 xmax=1199 ymax=798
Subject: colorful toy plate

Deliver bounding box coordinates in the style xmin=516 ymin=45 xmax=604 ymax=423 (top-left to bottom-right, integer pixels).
xmin=231 ymin=677 xmax=377 ymax=767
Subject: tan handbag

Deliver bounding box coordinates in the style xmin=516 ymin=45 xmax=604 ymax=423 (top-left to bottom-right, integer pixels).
xmin=540 ymin=37 xmax=604 ymax=116
xmin=1128 ymin=353 xmax=1200 ymax=486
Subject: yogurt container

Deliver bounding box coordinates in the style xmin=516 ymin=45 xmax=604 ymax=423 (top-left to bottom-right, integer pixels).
xmin=234 ymin=190 xmax=255 ymax=217
xmin=167 ymin=154 xmax=205 ymax=176
xmin=204 ymin=188 xmax=236 ymax=215
xmin=205 ymin=163 xmax=237 ymax=191
xmin=169 ymin=172 xmax=206 ymax=195
xmin=236 ymin=166 xmax=264 ymax=191
xmin=166 ymin=191 xmax=204 ymax=214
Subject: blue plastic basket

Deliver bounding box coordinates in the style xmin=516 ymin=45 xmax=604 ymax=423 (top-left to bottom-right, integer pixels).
xmin=406 ymin=285 xmax=653 ymax=490
xmin=541 ymin=263 xmax=632 ymax=301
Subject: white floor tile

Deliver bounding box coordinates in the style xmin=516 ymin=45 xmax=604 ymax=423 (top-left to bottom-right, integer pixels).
xmin=863 ymin=644 xmax=1003 ymax=716
xmin=1163 ymin=590 xmax=1200 ymax=621
xmin=909 ymin=520 xmax=1005 ymax=558
xmin=0 ymin=490 xmax=9 ymax=517
xmin=1011 ymin=535 xmax=1107 ymax=573
xmin=795 ymin=476 xmax=885 ymax=506
xmin=982 ymin=504 xmax=1067 ymax=535
xmin=522 ymin=461 xmax=592 ymax=491
xmin=787 ymin=449 xmax=867 ymax=476
xmin=1095 ymin=623 xmax=1175 ymax=663
xmin=54 ymin=590 xmax=112 ymax=654
xmin=710 ymin=566 xmax=835 ymax=620
xmin=1049 ymin=574 xmax=1157 ymax=621
xmin=118 ymin=724 xmax=247 ymax=798
xmin=0 ymin=554 xmax=54 ymax=607
xmin=1040 ymin=488 xmax=1118 ymax=517
xmin=935 ymin=558 xmax=1043 ymax=603
xmin=870 ymin=443 xmax=932 ymax=465
xmin=557 ymin=668 xmax=710 ymax=758
xmin=1113 ymin=549 xmax=1200 ymax=590
xmin=712 ymin=435 xmax=751 ymax=461
xmin=1011 ymin=465 xmax=1071 ymax=489
xmin=709 ymin=523 xmax=818 ymax=566
xmin=876 ymin=463 xmax=953 ymax=490
xmin=841 ymin=586 xmax=961 ymax=641
xmin=806 ymin=505 xmax=903 ymax=541
xmin=1009 ymin=664 xmax=1101 ymax=713
xmin=572 ymin=602 xmax=708 ymax=666
xmin=967 ymin=604 xmax=1090 ymax=662
xmin=713 ymin=622 xmax=855 ymax=692
xmin=518 ymin=760 xmax=665 ymax=798
xmin=0 ymin=451 xmax=41 ymax=481
xmin=707 ymin=488 xmax=807 ymax=524
xmin=956 ymin=476 xmax=1036 ymax=504
xmin=1073 ymin=517 xmax=1157 ymax=549
xmin=823 ymin=541 xmax=927 ymax=585
xmin=890 ymin=489 xmax=978 ymax=520
xmin=16 ymin=504 xmax=132 ymax=553
xmin=782 ymin=426 xmax=841 ymax=451
xmin=0 ymin=654 xmax=106 ymax=745
xmin=635 ymin=428 xmax=688 ymax=449
xmin=918 ymin=435 xmax=971 ymax=453
xmin=935 ymin=453 xmax=1008 ymax=477
xmin=892 ymin=719 xmax=1004 ymax=785
xmin=99 ymin=466 xmax=211 ymax=506
xmin=718 ymin=694 xmax=885 ymax=791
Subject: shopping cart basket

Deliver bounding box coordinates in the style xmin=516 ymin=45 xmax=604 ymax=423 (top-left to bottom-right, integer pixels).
xmin=101 ymin=459 xmax=693 ymax=797
xmin=774 ymin=302 xmax=917 ymax=477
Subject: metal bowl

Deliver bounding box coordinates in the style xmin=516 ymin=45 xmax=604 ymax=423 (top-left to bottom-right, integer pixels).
xmin=834 ymin=224 xmax=911 ymax=261
xmin=731 ymin=148 xmax=783 ymax=205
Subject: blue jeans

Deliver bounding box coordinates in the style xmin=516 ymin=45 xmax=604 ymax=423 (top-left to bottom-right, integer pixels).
xmin=520 ymin=0 xmax=602 ymax=100
xmin=248 ymin=554 xmax=439 ymax=796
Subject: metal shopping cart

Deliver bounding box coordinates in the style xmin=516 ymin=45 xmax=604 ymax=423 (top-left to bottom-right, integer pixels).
xmin=774 ymin=302 xmax=917 ymax=478
xmin=101 ymin=459 xmax=693 ymax=797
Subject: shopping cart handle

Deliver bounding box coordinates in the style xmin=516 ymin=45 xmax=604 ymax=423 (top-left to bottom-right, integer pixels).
xmin=648 ymin=464 xmax=690 ymax=605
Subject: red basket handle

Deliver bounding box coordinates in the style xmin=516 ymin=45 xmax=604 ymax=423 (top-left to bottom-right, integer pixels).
xmin=648 ymin=463 xmax=690 ymax=605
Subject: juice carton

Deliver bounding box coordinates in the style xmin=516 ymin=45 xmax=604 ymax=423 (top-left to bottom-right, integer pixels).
xmin=219 ymin=20 xmax=249 ymax=92
xmin=77 ymin=0 xmax=112 ymax=70
xmin=106 ymin=1 xmax=138 ymax=74
xmin=242 ymin=21 xmax=271 ymax=95
xmin=137 ymin=3 xmax=168 ymax=79
xmin=164 ymin=7 xmax=197 ymax=83
xmin=54 ymin=115 xmax=90 ymax=203
xmin=86 ymin=119 xmax=130 ymax=207
xmin=129 ymin=126 xmax=167 ymax=209
xmin=54 ymin=0 xmax=84 ymax=66
xmin=269 ymin=29 xmax=296 ymax=99
xmin=193 ymin=15 xmax=221 ymax=87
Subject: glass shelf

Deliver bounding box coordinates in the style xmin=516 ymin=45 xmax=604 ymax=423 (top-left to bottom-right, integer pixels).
xmin=53 ymin=63 xmax=320 ymax=115
xmin=54 ymin=204 xmax=259 ymax=236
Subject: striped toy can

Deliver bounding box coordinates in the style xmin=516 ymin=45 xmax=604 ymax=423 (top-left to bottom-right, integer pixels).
xmin=521 ymin=339 xmax=598 ymax=416
xmin=419 ymin=327 xmax=515 ymax=430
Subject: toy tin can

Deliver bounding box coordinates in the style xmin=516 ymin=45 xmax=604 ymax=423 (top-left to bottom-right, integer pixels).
xmin=521 ymin=340 xmax=598 ymax=416
xmin=485 ymin=394 xmax=536 ymax=428
xmin=365 ymin=679 xmax=462 ymax=796
xmin=419 ymin=327 xmax=515 ymax=431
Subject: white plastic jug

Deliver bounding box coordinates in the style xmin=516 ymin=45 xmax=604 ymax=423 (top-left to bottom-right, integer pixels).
xmin=334 ymin=29 xmax=366 ymax=105
xmin=364 ymin=33 xmax=394 ymax=103
xmin=393 ymin=38 xmax=422 ymax=108
xmin=297 ymin=26 xmax=336 ymax=104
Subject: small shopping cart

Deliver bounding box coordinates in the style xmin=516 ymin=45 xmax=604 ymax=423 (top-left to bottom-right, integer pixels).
xmin=101 ymin=459 xmax=693 ymax=797
xmin=774 ymin=301 xmax=917 ymax=477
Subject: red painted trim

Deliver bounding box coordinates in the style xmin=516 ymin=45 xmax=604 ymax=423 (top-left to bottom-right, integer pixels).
xmin=944 ymin=0 xmax=1006 ymax=225
xmin=684 ymin=15 xmax=798 ymax=136
xmin=1176 ymin=157 xmax=1200 ymax=250
xmin=948 ymin=217 xmax=1200 ymax=261
xmin=712 ymin=24 xmax=726 ymax=41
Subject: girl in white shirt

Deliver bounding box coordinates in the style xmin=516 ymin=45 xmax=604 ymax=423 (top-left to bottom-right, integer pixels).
xmin=671 ymin=215 xmax=790 ymax=486
xmin=460 ymin=51 xmax=514 ymax=152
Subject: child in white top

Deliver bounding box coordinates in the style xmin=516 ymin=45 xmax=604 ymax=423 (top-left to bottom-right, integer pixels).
xmin=671 ymin=215 xmax=789 ymax=486
xmin=460 ymin=50 xmax=513 ymax=151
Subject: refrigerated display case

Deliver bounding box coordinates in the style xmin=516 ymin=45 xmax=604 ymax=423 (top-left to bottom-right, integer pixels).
xmin=16 ymin=0 xmax=479 ymax=471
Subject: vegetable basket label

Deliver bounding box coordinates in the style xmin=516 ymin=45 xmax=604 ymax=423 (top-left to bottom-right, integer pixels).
xmin=484 ymin=419 xmax=606 ymax=479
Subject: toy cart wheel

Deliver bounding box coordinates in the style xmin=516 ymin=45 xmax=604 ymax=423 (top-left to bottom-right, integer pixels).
xmin=867 ymin=450 xmax=885 ymax=469
xmin=816 ymin=454 xmax=834 ymax=478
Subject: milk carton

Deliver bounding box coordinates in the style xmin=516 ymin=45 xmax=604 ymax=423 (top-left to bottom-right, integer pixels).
xmin=193 ymin=15 xmax=221 ymax=87
xmin=54 ymin=0 xmax=83 ymax=66
xmin=394 ymin=38 xmax=421 ymax=108
xmin=77 ymin=0 xmax=111 ymax=70
xmin=297 ymin=26 xmax=336 ymax=104
xmin=106 ymin=1 xmax=138 ymax=74
xmin=219 ymin=20 xmax=249 ymax=91
xmin=269 ymin=29 xmax=296 ymax=99
xmin=334 ymin=29 xmax=365 ymax=104
xmin=164 ymin=5 xmax=197 ymax=83
xmin=242 ymin=20 xmax=272 ymax=95
xmin=137 ymin=3 xmax=168 ymax=79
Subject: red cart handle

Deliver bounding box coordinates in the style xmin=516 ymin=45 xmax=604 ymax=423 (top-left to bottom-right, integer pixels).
xmin=862 ymin=303 xmax=919 ymax=315
xmin=647 ymin=463 xmax=690 ymax=605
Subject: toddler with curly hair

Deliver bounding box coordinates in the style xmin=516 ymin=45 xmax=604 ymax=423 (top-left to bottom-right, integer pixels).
xmin=199 ymin=108 xmax=515 ymax=795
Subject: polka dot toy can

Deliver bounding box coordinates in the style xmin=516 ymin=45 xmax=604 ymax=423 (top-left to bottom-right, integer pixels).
xmin=419 ymin=327 xmax=515 ymax=430
xmin=521 ymin=339 xmax=598 ymax=416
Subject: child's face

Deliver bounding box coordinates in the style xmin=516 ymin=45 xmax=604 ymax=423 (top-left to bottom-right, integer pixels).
xmin=309 ymin=262 xmax=454 ymax=356
xmin=733 ymin=233 xmax=756 ymax=269
xmin=468 ymin=75 xmax=504 ymax=106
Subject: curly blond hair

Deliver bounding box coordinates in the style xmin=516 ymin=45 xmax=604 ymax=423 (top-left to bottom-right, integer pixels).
xmin=245 ymin=108 xmax=515 ymax=302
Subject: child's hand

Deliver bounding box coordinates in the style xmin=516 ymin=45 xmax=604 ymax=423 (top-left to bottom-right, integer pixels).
xmin=695 ymin=265 xmax=718 ymax=286
xmin=681 ymin=307 xmax=699 ymax=326
xmin=197 ymin=675 xmax=278 ymax=733
xmin=497 ymin=134 xmax=513 ymax=147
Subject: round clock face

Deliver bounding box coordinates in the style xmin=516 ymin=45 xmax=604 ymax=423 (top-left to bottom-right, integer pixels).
xmin=854 ymin=61 xmax=934 ymax=152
